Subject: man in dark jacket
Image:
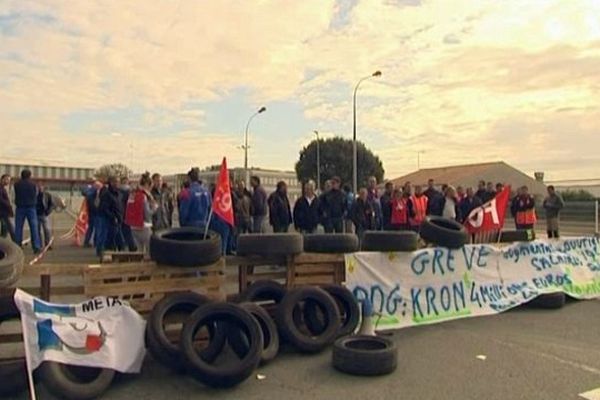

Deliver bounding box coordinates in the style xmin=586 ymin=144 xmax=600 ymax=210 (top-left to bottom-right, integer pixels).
xmin=0 ymin=174 xmax=15 ymax=240
xmin=36 ymin=183 xmax=54 ymax=248
xmin=119 ymin=177 xmax=137 ymax=251
xmin=250 ymin=176 xmax=267 ymax=233
xmin=459 ymin=187 xmax=482 ymax=223
xmin=543 ymin=185 xmax=564 ymax=238
xmin=268 ymin=181 xmax=292 ymax=233
xmin=475 ymin=180 xmax=488 ymax=203
xmin=427 ymin=184 xmax=445 ymax=216
xmin=96 ymin=176 xmax=123 ymax=256
xmin=151 ymin=173 xmax=169 ymax=231
xmin=351 ymin=188 xmax=374 ymax=241
xmin=424 ymin=179 xmax=438 ymax=200
xmin=13 ymin=169 xmax=42 ymax=253
xmin=319 ymin=176 xmax=346 ymax=233
xmin=380 ymin=181 xmax=394 ymax=230
xmin=293 ymin=180 xmax=320 ymax=234
xmin=83 ymin=181 xmax=102 ymax=247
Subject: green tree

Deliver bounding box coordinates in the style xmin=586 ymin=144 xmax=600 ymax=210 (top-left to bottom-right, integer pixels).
xmin=558 ymin=189 xmax=596 ymax=201
xmin=94 ymin=163 xmax=132 ymax=182
xmin=295 ymin=137 xmax=384 ymax=190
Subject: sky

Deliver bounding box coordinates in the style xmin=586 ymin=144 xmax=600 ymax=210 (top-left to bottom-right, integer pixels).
xmin=1 ymin=0 xmax=599 ymax=181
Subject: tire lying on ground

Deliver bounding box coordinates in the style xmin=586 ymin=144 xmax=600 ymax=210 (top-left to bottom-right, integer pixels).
xmin=498 ymin=230 xmax=535 ymax=243
xmin=275 ymin=287 xmax=340 ymax=353
xmin=150 ymin=228 xmax=222 ymax=267
xmin=237 ymin=233 xmax=304 ymax=257
xmin=304 ymin=284 xmax=360 ymax=338
xmin=228 ymin=302 xmax=279 ymax=364
xmin=146 ymin=292 xmax=225 ymax=372
xmin=303 ymin=234 xmax=359 ymax=253
xmin=0 ymin=290 xmax=27 ymax=396
xmin=332 ymin=335 xmax=398 ymax=376
xmin=39 ymin=362 xmax=115 ymax=400
xmin=419 ymin=216 xmax=468 ymax=249
xmin=526 ymin=292 xmax=566 ymax=309
xmin=0 ymin=238 xmax=25 ymax=287
xmin=361 ymin=231 xmax=418 ymax=252
xmin=238 ymin=280 xmax=287 ymax=304
xmin=181 ymin=303 xmax=263 ymax=388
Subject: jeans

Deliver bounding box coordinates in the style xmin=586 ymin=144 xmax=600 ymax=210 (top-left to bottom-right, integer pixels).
xmin=95 ymin=217 xmax=123 ymax=256
xmin=121 ymin=223 xmax=138 ymax=251
xmin=252 ymin=215 xmax=266 ymax=234
xmin=84 ymin=215 xmax=96 ymax=246
xmin=0 ymin=216 xmax=15 ymax=241
xmin=15 ymin=207 xmax=41 ymax=251
xmin=38 ymin=215 xmax=52 ymax=247
xmin=324 ymin=218 xmax=343 ymax=233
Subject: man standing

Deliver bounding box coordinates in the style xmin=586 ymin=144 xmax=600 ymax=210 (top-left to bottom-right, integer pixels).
xmin=234 ymin=180 xmax=252 ymax=234
xmin=342 ymin=184 xmax=354 ymax=233
xmin=379 ymin=181 xmax=394 ymax=230
xmin=14 ymin=170 xmax=42 ymax=253
xmin=119 ymin=177 xmax=137 ymax=252
xmin=543 ymin=185 xmax=564 ymax=238
xmin=178 ymin=168 xmax=211 ymax=230
xmin=36 ymin=183 xmax=54 ymax=249
xmin=96 ymin=176 xmax=124 ymax=256
xmin=320 ymin=176 xmax=346 ymax=233
xmin=515 ymin=186 xmax=536 ymax=230
xmin=0 ymin=174 xmax=15 ymax=240
xmin=459 ymin=187 xmax=482 ymax=223
xmin=293 ymin=180 xmax=320 ymax=234
xmin=427 ymin=184 xmax=445 ymax=217
xmin=475 ymin=180 xmax=487 ymax=203
xmin=249 ymin=176 xmax=267 ymax=233
xmin=268 ymin=181 xmax=292 ymax=233
xmin=424 ymin=179 xmax=438 ymax=199
xmin=83 ymin=181 xmax=102 ymax=248
xmin=367 ymin=176 xmax=382 ymax=230
xmin=351 ymin=188 xmax=375 ymax=242
xmin=409 ymin=185 xmax=428 ymax=232
xmin=151 ymin=173 xmax=169 ymax=232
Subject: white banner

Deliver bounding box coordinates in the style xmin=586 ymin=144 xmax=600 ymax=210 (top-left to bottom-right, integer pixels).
xmin=14 ymin=289 xmax=146 ymax=373
xmin=345 ymin=237 xmax=600 ymax=330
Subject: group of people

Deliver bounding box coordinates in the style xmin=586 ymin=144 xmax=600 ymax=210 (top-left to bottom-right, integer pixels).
xmin=0 ymin=170 xmax=56 ymax=253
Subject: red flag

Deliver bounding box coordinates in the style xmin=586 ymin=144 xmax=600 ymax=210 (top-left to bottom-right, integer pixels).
xmin=74 ymin=199 xmax=89 ymax=246
xmin=212 ymin=157 xmax=235 ymax=226
xmin=464 ymin=185 xmax=511 ymax=234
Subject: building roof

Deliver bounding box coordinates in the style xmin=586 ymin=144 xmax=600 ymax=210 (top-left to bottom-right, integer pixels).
xmin=389 ymin=161 xmax=548 ymax=196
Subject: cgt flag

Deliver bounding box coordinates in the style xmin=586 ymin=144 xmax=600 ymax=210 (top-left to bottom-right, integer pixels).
xmin=14 ymin=289 xmax=146 ymax=374
xmin=464 ymin=185 xmax=511 ymax=234
xmin=212 ymin=157 xmax=234 ymax=226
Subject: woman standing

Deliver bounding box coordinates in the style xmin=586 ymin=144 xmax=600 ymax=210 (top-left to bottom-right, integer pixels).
xmin=125 ymin=173 xmax=157 ymax=256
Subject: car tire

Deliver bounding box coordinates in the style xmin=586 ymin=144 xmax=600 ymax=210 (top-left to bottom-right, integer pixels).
xmin=275 ymin=287 xmax=340 ymax=353
xmin=0 ymin=292 xmax=27 ymax=396
xmin=304 ymin=284 xmax=360 ymax=338
xmin=228 ymin=302 xmax=279 ymax=364
xmin=238 ymin=280 xmax=287 ymax=304
xmin=150 ymin=227 xmax=222 ymax=267
xmin=180 ymin=303 xmax=263 ymax=388
xmin=0 ymin=238 xmax=24 ymax=287
xmin=361 ymin=231 xmax=418 ymax=252
xmin=332 ymin=335 xmax=398 ymax=376
xmin=237 ymin=233 xmax=304 ymax=257
xmin=498 ymin=230 xmax=536 ymax=243
xmin=303 ymin=234 xmax=359 ymax=253
xmin=527 ymin=292 xmax=566 ymax=309
xmin=146 ymin=292 xmax=225 ymax=372
xmin=419 ymin=216 xmax=468 ymax=249
xmin=39 ymin=362 xmax=115 ymax=400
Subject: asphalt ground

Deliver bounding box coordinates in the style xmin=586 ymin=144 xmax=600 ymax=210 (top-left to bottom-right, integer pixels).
xmin=5 ymin=212 xmax=600 ymax=400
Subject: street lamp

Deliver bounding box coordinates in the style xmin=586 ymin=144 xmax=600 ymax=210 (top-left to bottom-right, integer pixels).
xmin=314 ymin=130 xmax=320 ymax=193
xmin=243 ymin=106 xmax=267 ymax=186
xmin=417 ymin=150 xmax=425 ymax=170
xmin=353 ymin=70 xmax=381 ymax=195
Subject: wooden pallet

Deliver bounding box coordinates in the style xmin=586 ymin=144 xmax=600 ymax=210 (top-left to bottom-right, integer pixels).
xmin=292 ymin=253 xmax=345 ymax=287
xmin=101 ymin=251 xmax=146 ymax=264
xmin=84 ymin=259 xmax=226 ymax=314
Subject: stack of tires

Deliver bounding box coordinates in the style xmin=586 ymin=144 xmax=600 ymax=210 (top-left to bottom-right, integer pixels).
xmin=0 ymin=238 xmax=25 ymax=288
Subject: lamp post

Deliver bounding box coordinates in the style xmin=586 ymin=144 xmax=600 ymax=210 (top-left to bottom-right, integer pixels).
xmin=417 ymin=150 xmax=425 ymax=170
xmin=314 ymin=130 xmax=321 ymax=193
xmin=243 ymin=106 xmax=266 ymax=187
xmin=353 ymin=70 xmax=381 ymax=195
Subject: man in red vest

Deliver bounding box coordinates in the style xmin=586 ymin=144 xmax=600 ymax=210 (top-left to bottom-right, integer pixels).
xmin=391 ymin=187 xmax=414 ymax=230
xmin=515 ymin=185 xmax=537 ymax=230
xmin=410 ymin=185 xmax=428 ymax=232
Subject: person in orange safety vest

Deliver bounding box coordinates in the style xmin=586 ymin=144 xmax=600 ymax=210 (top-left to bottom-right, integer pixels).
xmin=410 ymin=185 xmax=428 ymax=232
xmin=514 ymin=185 xmax=537 ymax=230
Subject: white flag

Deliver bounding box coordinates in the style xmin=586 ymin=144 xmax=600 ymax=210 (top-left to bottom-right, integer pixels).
xmin=14 ymin=289 xmax=146 ymax=373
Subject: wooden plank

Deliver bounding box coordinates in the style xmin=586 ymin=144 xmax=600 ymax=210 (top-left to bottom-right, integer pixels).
xmin=102 ymin=251 xmax=145 ymax=264
xmin=0 ymin=333 xmax=23 ymax=343
xmin=285 ymin=255 xmax=294 ymax=289
xmin=84 ymin=259 xmax=225 ymax=276
xmin=293 ymin=275 xmax=336 ymax=285
xmin=14 ymin=286 xmax=84 ymax=297
xmin=294 ymin=264 xmax=336 ymax=274
xmin=22 ymin=264 xmax=85 ymax=277
xmin=246 ymin=272 xmax=287 ymax=282
xmin=227 ymin=255 xmax=287 ymax=266
xmin=294 ymin=253 xmax=345 ymax=264
xmin=85 ymin=276 xmax=224 ymax=297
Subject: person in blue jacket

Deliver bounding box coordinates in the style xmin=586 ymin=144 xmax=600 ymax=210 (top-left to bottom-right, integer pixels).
xmin=178 ymin=168 xmax=211 ymax=230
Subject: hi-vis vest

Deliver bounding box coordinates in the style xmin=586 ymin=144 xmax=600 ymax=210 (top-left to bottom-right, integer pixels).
xmin=391 ymin=197 xmax=409 ymax=225
xmin=125 ymin=190 xmax=146 ymax=228
xmin=410 ymin=195 xmax=428 ymax=226
xmin=516 ymin=196 xmax=537 ymax=225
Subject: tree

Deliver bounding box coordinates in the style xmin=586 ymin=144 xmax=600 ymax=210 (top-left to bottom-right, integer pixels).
xmin=94 ymin=163 xmax=132 ymax=182
xmin=558 ymin=189 xmax=596 ymax=201
xmin=295 ymin=137 xmax=384 ymax=191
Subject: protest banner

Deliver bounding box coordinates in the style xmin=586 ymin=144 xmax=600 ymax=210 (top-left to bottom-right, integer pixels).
xmin=345 ymin=237 xmax=600 ymax=330
xmin=14 ymin=290 xmax=146 ymax=373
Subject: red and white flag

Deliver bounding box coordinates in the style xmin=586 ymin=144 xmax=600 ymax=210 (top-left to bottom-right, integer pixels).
xmin=464 ymin=185 xmax=511 ymax=234
xmin=212 ymin=157 xmax=234 ymax=226
xmin=74 ymin=199 xmax=89 ymax=246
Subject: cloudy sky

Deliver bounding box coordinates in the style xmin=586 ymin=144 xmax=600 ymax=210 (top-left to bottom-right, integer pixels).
xmin=1 ymin=0 xmax=599 ymax=181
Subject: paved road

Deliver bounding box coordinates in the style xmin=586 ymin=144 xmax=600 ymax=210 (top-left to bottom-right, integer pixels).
xmin=8 ymin=212 xmax=600 ymax=400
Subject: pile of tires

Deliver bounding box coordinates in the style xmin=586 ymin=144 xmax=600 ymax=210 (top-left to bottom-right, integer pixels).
xmin=237 ymin=233 xmax=304 ymax=257
xmin=0 ymin=238 xmax=25 ymax=287
xmin=303 ymin=234 xmax=359 ymax=253
xmin=420 ymin=216 xmax=468 ymax=249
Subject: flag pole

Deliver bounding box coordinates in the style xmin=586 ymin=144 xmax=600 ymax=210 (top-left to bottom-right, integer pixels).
xmin=204 ymin=208 xmax=214 ymax=240
xmin=17 ymin=292 xmax=38 ymax=400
